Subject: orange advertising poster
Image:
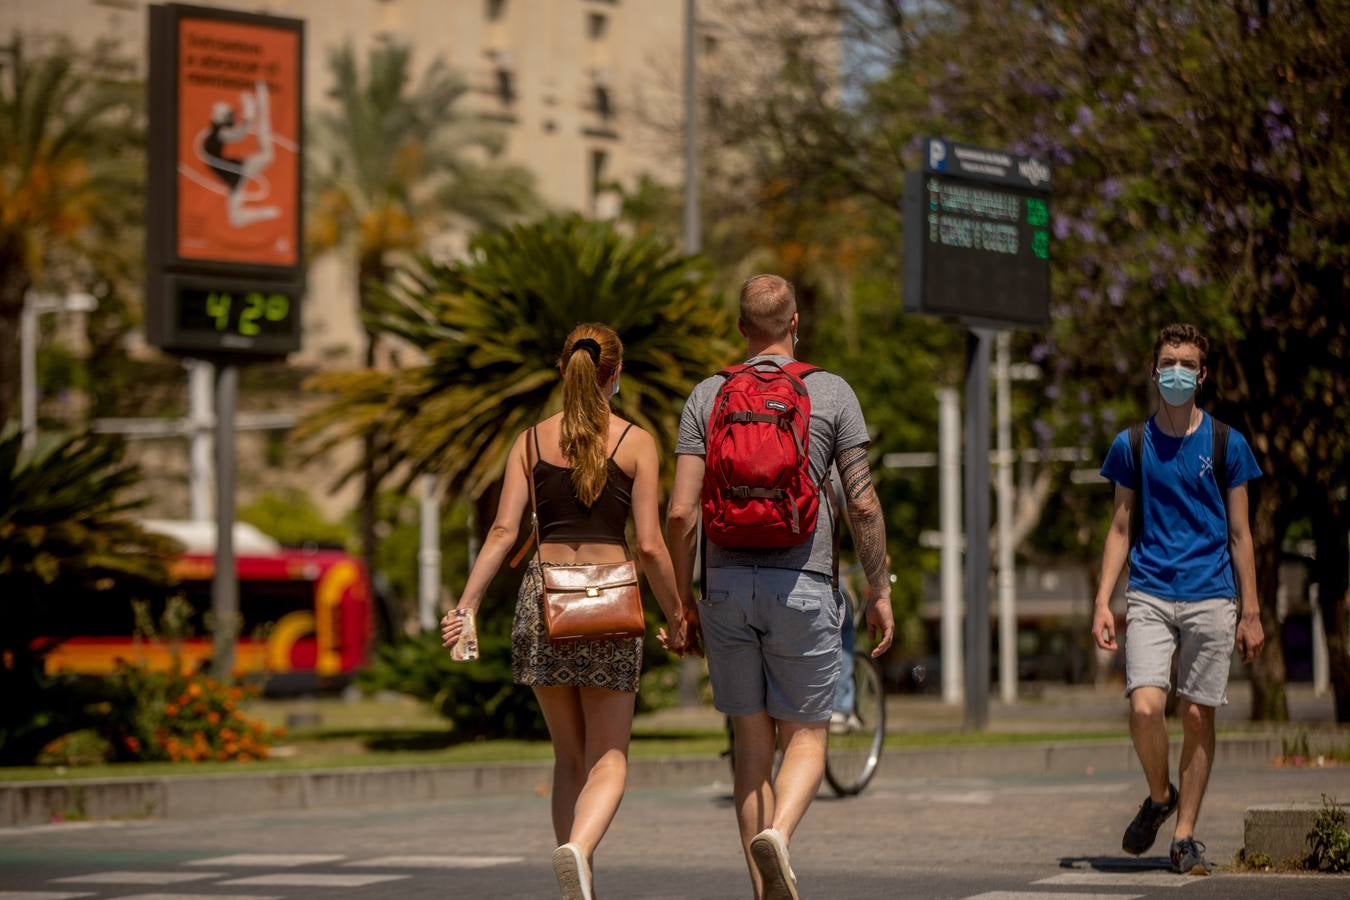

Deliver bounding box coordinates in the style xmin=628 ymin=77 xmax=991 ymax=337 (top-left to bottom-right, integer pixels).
xmin=176 ymin=16 xmax=300 ymax=268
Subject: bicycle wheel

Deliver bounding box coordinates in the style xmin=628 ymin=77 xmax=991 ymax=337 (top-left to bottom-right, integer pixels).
xmin=824 ymin=650 xmax=885 ymax=796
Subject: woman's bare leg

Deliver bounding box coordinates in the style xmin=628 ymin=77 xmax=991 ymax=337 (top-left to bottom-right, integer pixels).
xmin=533 ymin=685 xmax=587 ymax=844
xmin=567 ymin=687 xmax=636 ymax=859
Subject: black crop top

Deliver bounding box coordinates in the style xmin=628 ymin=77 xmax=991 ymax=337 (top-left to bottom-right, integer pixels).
xmin=533 ymin=425 xmax=634 ymax=545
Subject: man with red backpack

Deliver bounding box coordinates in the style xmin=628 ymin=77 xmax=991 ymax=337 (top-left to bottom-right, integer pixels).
xmin=666 ymin=274 xmax=894 ymax=900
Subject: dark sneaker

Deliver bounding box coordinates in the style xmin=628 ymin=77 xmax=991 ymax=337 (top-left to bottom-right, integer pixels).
xmin=1121 ymin=783 xmax=1178 ymax=855
xmin=1170 ymin=837 xmax=1210 ymax=875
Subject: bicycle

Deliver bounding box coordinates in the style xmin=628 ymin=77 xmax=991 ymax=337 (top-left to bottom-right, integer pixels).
xmin=722 ymin=574 xmax=886 ymax=797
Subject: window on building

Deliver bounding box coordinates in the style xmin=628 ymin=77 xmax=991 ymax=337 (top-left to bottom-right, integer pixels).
xmin=588 ymin=12 xmax=609 ymax=40
xmin=590 ymin=149 xmax=609 ymax=208
xmin=593 ymin=84 xmax=612 ymax=120
xmin=486 ymin=0 xmax=507 ymax=21
xmin=496 ymin=67 xmax=516 ymax=106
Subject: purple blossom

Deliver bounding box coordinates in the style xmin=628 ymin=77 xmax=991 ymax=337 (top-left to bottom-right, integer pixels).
xmin=1079 ymin=413 xmax=1094 ymax=430
xmin=1076 ymin=286 xmax=1094 ymax=302
xmin=1033 ymin=419 xmax=1053 ymax=446
xmin=1158 ymin=205 xmax=1171 ymax=222
xmin=945 ymin=62 xmax=961 ymax=78
xmin=1053 ymin=216 xmax=1073 ymax=240
xmin=1073 ymin=221 xmax=1100 ymax=243
xmin=1030 ymin=341 xmax=1050 ymax=363
xmin=1108 ymin=284 xmax=1125 ymax=307
xmin=1247 ymin=16 xmax=1261 ymax=31
xmin=1045 ymin=383 xmax=1061 ymax=400
xmin=1102 ymin=407 xmax=1118 ymax=426
xmin=1272 ymin=270 xmax=1288 ymax=288
xmin=1267 ymin=98 xmax=1285 ymax=117
xmin=1100 ymin=177 xmax=1124 ymax=200
xmin=1178 ymin=267 xmax=1201 ymax=287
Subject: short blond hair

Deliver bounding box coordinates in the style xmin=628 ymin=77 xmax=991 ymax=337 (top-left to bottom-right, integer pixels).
xmin=739 ymin=274 xmax=796 ymax=343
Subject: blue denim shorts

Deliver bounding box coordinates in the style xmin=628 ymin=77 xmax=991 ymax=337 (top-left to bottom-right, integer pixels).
xmin=700 ymin=566 xmax=843 ymax=723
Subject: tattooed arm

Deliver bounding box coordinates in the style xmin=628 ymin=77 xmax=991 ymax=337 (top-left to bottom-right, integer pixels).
xmin=836 ymin=444 xmax=894 ymax=654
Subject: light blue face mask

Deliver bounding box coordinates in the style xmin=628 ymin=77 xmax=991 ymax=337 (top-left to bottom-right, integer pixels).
xmin=611 ymin=374 xmax=621 ymax=398
xmin=1157 ymin=365 xmax=1198 ymax=406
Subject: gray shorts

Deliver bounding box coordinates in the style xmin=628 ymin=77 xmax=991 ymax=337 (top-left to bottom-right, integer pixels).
xmin=1124 ymin=589 xmax=1237 ymax=708
xmin=700 ymin=566 xmax=842 ymax=723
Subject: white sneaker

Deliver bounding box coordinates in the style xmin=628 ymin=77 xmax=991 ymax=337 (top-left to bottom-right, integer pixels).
xmin=552 ymin=843 xmax=593 ymax=900
xmin=829 ymin=711 xmax=848 ymax=734
xmin=750 ymin=827 xmax=799 ymax=900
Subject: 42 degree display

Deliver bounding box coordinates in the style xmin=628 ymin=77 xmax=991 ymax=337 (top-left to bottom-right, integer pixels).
xmin=164 ymin=277 xmax=302 ymax=355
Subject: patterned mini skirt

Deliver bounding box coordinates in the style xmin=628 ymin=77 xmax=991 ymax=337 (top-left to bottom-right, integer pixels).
xmin=511 ymin=562 xmax=644 ymax=693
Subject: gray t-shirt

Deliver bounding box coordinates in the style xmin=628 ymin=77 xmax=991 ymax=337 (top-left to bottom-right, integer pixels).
xmin=675 ymin=355 xmax=870 ymax=577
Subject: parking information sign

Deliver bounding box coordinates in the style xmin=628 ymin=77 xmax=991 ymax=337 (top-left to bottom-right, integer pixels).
xmin=903 ymin=138 xmax=1051 ymax=328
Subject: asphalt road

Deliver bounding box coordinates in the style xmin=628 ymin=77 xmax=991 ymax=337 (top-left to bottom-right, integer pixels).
xmin=2 ymin=764 xmax=1348 ymax=899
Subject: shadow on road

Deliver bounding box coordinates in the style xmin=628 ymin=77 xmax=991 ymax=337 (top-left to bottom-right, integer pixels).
xmin=1059 ymin=855 xmax=1173 ymax=872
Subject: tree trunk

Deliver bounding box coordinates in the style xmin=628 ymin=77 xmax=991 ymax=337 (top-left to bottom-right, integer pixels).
xmin=0 ymin=248 xmax=32 ymax=428
xmin=1248 ymin=481 xmax=1289 ymax=721
xmin=1313 ymin=499 xmax=1350 ymax=722
xmin=358 ymin=261 xmax=389 ymax=636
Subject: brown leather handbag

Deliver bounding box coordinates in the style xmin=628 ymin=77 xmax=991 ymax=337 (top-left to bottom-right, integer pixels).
xmin=511 ymin=427 xmax=646 ymax=642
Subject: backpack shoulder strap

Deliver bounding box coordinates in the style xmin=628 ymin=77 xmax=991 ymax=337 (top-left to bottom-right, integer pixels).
xmin=1128 ymin=422 xmax=1145 ymax=548
xmin=783 ymin=361 xmax=823 ymax=379
xmin=1210 ymin=416 xmax=1231 ymax=493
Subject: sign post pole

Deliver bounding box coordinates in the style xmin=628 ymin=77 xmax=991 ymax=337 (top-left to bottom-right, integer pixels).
xmin=963 ymin=328 xmax=994 ymax=730
xmin=211 ymin=363 xmax=239 ymax=680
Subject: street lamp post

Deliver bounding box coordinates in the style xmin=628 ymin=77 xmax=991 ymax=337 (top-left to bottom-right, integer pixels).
xmin=20 ymin=291 xmax=97 ymax=453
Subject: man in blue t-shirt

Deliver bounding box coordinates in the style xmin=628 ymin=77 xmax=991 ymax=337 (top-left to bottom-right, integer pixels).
xmin=1092 ymin=323 xmax=1264 ymax=875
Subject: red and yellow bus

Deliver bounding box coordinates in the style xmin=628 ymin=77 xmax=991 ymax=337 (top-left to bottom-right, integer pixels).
xmin=42 ymin=523 xmax=373 ymax=690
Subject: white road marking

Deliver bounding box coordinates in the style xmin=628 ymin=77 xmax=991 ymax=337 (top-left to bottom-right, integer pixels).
xmin=345 ymin=855 xmax=524 ymax=869
xmin=185 ymin=853 xmax=344 ymax=867
xmin=0 ymin=821 xmax=133 ymax=837
xmin=52 ymin=873 xmax=223 ymax=886
xmin=1035 ymin=872 xmax=1196 ymax=887
xmin=105 ymin=895 xmax=282 ymax=900
xmin=219 ymin=873 xmax=408 ymax=888
xmin=0 ymin=892 xmax=96 ymax=900
xmin=962 ymin=893 xmax=1143 ymax=900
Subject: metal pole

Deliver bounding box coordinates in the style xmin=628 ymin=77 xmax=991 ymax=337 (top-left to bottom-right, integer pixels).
xmin=188 ymin=360 xmax=214 ymax=521
xmin=418 ymin=473 xmax=442 ymax=632
xmin=20 ymin=297 xmax=37 ymax=454
xmin=1311 ymin=584 xmax=1329 ymax=697
xmin=995 ymin=332 xmax=1017 ymax=704
xmin=938 ymin=386 xmax=963 ymax=705
xmin=682 ymin=0 xmax=700 ymax=255
xmin=211 ymin=364 xmax=240 ymax=680
xmin=963 ymin=328 xmax=993 ymax=729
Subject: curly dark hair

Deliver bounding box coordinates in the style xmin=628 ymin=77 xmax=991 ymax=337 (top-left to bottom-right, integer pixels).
xmin=1153 ymin=323 xmax=1208 ymax=367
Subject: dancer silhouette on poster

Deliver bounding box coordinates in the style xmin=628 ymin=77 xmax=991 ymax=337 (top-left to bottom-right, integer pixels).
xmin=197 ymin=81 xmax=281 ymax=228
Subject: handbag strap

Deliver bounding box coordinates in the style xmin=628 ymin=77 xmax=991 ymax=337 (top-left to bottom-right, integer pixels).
xmin=508 ymin=427 xmax=541 ymax=569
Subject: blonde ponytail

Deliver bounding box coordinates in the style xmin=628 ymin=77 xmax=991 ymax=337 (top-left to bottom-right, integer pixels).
xmin=559 ymin=325 xmax=622 ymax=507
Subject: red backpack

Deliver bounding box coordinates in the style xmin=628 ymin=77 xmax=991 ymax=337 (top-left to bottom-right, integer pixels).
xmin=701 ymin=360 xmax=822 ymax=549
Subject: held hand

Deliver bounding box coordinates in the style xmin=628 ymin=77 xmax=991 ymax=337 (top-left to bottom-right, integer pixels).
xmin=1092 ymin=605 xmax=1118 ymax=652
xmin=658 ymin=615 xmax=687 ymax=656
xmin=1236 ymin=610 xmax=1265 ymax=664
xmin=682 ymin=603 xmax=704 ymax=658
xmin=440 ymin=610 xmax=463 ymax=650
xmin=866 ymin=594 xmax=895 ymax=657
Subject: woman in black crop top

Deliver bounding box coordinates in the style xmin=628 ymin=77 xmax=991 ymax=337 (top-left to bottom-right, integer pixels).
xmin=440 ymin=323 xmax=688 ymax=900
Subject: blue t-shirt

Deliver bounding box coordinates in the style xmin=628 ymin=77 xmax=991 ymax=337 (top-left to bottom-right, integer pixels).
xmin=1100 ymin=412 xmax=1262 ymax=600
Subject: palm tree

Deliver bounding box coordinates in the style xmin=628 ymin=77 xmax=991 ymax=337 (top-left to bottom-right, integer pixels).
xmin=0 ymin=427 xmax=180 ymax=764
xmin=0 ymin=34 xmax=140 ymax=426
xmin=302 ymin=213 xmax=736 ymax=520
xmin=308 ymin=37 xmax=537 ymax=588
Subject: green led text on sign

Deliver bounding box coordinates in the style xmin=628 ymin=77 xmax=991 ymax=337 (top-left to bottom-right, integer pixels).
xmin=1025 ymin=197 xmax=1049 ymax=227
xmin=201 ymin=291 xmax=291 ymax=335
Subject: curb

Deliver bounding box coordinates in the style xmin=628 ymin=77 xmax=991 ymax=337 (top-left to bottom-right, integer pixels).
xmin=1244 ymin=801 xmax=1350 ymax=865
xmin=0 ymin=735 xmax=1320 ymax=827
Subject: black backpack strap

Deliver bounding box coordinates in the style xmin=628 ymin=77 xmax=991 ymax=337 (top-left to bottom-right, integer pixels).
xmin=1128 ymin=422 xmax=1145 ymax=548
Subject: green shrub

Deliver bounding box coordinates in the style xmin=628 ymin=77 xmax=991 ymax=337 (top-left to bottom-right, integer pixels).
xmin=358 ymin=630 xmax=548 ymax=741
xmin=1307 ymin=794 xmax=1350 ymax=874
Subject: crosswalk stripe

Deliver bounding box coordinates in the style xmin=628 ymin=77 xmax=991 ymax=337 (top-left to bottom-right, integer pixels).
xmin=0 ymin=892 xmax=96 ymax=899
xmin=185 ymin=854 xmax=344 ymax=867
xmin=1035 ymin=873 xmax=1196 ymax=888
xmin=344 ymin=855 xmax=524 ymax=869
xmin=962 ymin=893 xmax=1144 ymax=900
xmin=219 ymin=873 xmax=409 ymax=888
xmin=101 ymin=895 xmax=282 ymax=900
xmin=52 ymin=873 xmax=223 ymax=886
